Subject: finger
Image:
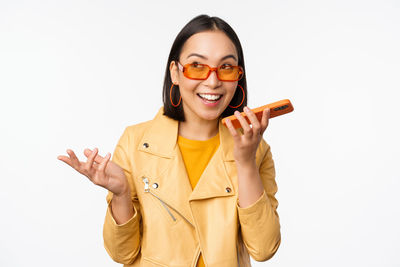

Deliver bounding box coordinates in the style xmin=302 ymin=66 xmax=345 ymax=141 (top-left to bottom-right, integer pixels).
xmin=260 ymin=108 xmax=270 ymax=135
xmin=66 ymin=149 xmax=81 ymax=168
xmin=243 ymin=106 xmax=261 ymax=135
xmin=84 ymin=148 xmax=105 ymax=164
xmin=57 ymin=155 xmax=72 ymax=166
xmin=84 ymin=147 xmax=98 ymax=171
xmin=225 ymin=118 xmax=241 ymax=142
xmin=234 ymin=110 xmax=252 ymax=137
xmin=98 ymin=152 xmax=111 ymax=172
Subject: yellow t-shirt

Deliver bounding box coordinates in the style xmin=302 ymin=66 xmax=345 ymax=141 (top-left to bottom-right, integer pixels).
xmin=177 ymin=132 xmax=220 ymax=267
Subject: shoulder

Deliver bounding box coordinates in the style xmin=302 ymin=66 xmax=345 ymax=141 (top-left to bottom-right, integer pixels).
xmin=118 ymin=106 xmax=166 ymax=149
xmin=260 ymin=137 xmax=271 ymax=154
xmin=255 ymin=137 xmax=272 ymax=167
xmin=125 ymin=119 xmax=152 ymax=135
xmin=122 ymin=118 xmax=153 ymax=145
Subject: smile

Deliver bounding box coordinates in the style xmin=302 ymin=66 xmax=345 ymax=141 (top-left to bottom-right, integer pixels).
xmin=197 ymin=93 xmax=223 ymax=101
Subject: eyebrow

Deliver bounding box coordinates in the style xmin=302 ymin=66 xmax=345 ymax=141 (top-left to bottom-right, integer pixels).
xmin=187 ymin=53 xmax=237 ymax=62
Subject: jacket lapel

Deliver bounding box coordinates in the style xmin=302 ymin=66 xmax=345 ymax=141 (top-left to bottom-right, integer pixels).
xmin=188 ymin=118 xmax=236 ymax=201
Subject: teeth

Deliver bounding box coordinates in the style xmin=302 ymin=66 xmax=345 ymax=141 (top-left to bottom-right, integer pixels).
xmin=198 ymin=94 xmax=222 ymax=101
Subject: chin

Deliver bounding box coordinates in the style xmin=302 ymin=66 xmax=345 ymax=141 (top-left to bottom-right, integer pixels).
xmin=198 ymin=110 xmax=222 ymax=121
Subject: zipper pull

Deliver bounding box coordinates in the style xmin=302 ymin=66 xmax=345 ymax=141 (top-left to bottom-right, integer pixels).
xmin=142 ymin=177 xmax=150 ymax=192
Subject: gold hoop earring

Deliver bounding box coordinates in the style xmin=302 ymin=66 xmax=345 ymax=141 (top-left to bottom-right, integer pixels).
xmin=170 ymin=83 xmax=182 ymax=107
xmin=229 ymin=84 xmax=245 ymax=108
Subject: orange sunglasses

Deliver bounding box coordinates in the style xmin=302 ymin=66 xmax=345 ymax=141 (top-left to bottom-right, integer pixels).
xmin=176 ymin=61 xmax=244 ymax=82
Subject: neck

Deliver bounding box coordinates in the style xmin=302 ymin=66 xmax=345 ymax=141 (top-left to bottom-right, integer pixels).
xmin=178 ymin=113 xmax=219 ymax=141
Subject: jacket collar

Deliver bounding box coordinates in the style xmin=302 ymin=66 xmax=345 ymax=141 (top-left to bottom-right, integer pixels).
xmin=138 ymin=106 xmax=235 ymax=162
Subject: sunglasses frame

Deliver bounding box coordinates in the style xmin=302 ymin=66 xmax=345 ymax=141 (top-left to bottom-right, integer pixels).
xmin=176 ymin=61 xmax=244 ymax=82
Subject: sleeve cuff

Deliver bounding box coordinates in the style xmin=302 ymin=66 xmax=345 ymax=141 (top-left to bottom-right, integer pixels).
xmin=237 ymin=190 xmax=269 ymax=216
xmin=106 ymin=199 xmax=137 ymax=228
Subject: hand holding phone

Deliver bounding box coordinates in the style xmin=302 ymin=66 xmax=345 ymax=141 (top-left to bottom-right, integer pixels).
xmin=222 ymin=99 xmax=294 ymax=129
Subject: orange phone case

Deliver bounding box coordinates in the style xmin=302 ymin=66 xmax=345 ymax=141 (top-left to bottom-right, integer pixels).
xmin=222 ymin=99 xmax=294 ymax=129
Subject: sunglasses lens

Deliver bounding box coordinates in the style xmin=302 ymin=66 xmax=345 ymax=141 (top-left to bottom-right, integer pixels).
xmin=185 ymin=64 xmax=209 ymax=79
xmin=218 ymin=66 xmax=242 ymax=81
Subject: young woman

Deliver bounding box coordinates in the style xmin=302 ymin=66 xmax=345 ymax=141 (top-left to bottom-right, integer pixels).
xmin=58 ymin=14 xmax=281 ymax=267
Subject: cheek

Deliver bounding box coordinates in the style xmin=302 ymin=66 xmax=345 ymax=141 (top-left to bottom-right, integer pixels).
xmin=180 ymin=80 xmax=201 ymax=95
xmin=226 ymin=84 xmax=238 ymax=99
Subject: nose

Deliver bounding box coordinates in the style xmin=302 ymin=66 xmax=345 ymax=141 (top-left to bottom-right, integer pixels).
xmin=205 ymin=69 xmax=221 ymax=88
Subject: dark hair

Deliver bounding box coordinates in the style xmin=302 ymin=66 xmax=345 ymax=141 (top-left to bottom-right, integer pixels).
xmin=162 ymin=14 xmax=247 ymax=121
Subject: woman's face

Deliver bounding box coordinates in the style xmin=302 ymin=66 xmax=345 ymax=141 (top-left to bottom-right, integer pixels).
xmin=170 ymin=30 xmax=240 ymax=123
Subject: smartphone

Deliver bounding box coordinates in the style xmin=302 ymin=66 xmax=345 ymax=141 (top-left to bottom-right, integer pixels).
xmin=222 ymin=99 xmax=294 ymax=129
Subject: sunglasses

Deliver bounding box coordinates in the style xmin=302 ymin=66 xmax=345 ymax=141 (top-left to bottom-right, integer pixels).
xmin=176 ymin=61 xmax=244 ymax=82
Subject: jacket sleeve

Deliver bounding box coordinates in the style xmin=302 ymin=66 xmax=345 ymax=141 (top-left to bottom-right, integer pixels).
xmin=236 ymin=138 xmax=281 ymax=261
xmin=103 ymin=127 xmax=142 ymax=264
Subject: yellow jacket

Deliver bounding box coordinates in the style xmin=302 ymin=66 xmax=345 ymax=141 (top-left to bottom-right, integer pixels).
xmin=103 ymin=106 xmax=281 ymax=267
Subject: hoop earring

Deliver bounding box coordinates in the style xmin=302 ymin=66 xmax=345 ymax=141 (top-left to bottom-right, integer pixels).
xmin=170 ymin=83 xmax=182 ymax=107
xmin=229 ymin=84 xmax=245 ymax=108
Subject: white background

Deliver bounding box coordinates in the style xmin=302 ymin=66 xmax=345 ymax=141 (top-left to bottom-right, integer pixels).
xmin=1 ymin=1 xmax=399 ymax=266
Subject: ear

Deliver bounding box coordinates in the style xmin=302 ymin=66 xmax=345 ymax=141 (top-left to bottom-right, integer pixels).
xmin=169 ymin=60 xmax=179 ymax=85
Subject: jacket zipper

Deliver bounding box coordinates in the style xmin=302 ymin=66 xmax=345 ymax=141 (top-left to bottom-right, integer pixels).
xmin=142 ymin=177 xmax=177 ymax=221
xmin=142 ymin=177 xmax=195 ymax=228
